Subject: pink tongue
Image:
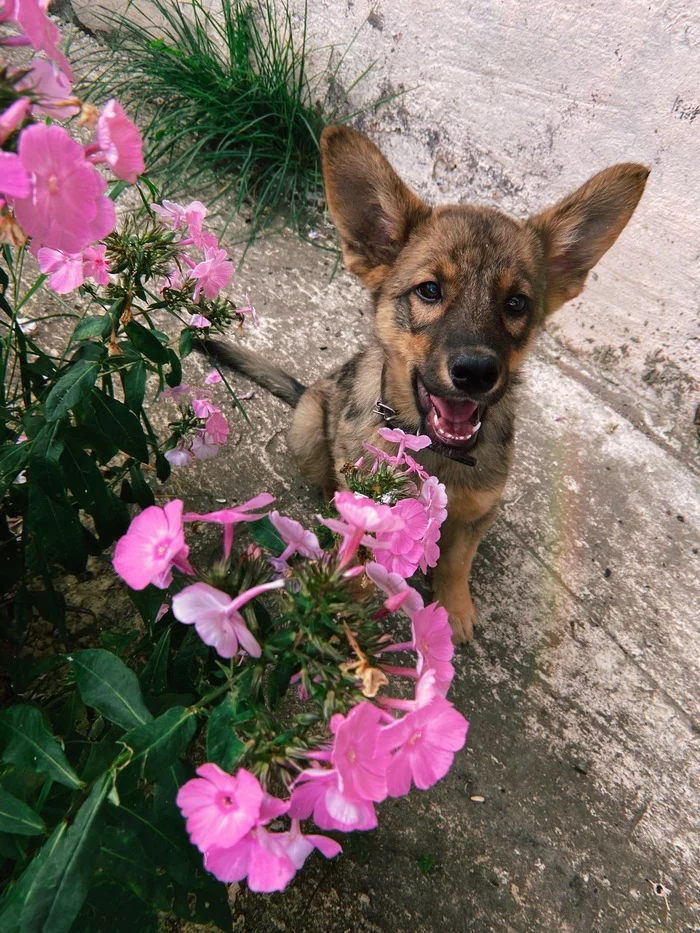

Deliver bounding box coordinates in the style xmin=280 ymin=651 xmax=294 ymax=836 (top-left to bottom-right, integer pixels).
xmin=430 ymin=395 xmax=478 ymax=427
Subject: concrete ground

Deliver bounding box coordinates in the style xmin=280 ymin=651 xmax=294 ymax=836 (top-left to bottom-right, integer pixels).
xmin=167 ymin=228 xmax=699 ymax=933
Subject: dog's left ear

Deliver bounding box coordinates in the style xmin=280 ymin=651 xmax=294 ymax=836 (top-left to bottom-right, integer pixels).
xmin=321 ymin=125 xmax=431 ymax=289
xmin=528 ymin=163 xmax=649 ymax=314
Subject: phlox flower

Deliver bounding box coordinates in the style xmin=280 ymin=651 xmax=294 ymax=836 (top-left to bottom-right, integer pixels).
xmin=420 ymin=475 xmax=448 ymax=524
xmin=12 ymin=124 xmax=115 ymax=252
xmin=269 ymin=511 xmax=323 ymax=564
xmin=189 ymin=313 xmax=211 ymax=329
xmin=176 ymin=764 xmax=264 ymax=852
xmin=37 ymin=247 xmax=83 ymax=294
xmin=377 ymin=426 xmax=432 ymax=462
xmin=112 ymin=499 xmax=192 ymax=590
xmin=190 ymin=247 xmax=234 ymax=302
xmin=0 ymin=97 xmax=30 ymax=145
xmin=289 ymin=767 xmax=378 ymax=832
xmin=2 ymin=0 xmax=74 ymax=79
xmin=183 ymin=201 xmax=218 ymax=249
xmin=205 ymin=410 xmax=229 ymax=444
xmin=164 ymin=444 xmax=193 ymax=467
xmin=190 ymin=430 xmax=219 ymax=460
xmin=411 ymin=602 xmax=455 ymax=693
xmin=331 ymin=702 xmax=392 ymax=802
xmin=237 ymin=293 xmax=259 ymax=327
xmin=365 ymin=561 xmax=424 ymax=616
xmin=283 ymin=819 xmax=343 ymax=870
xmin=82 ymin=244 xmax=110 ymax=286
xmin=184 ymin=492 xmax=275 ymax=558
xmin=15 ymin=58 xmax=79 ymax=119
xmin=151 ymin=199 xmax=188 ymax=229
xmin=191 ymin=397 xmax=218 ymax=418
xmin=372 ymin=497 xmax=428 ymax=577
xmin=160 ymin=383 xmax=191 ymax=402
xmin=381 ymin=689 xmax=468 ymax=797
xmin=0 ymin=152 xmax=29 ymax=199
xmin=92 ymin=99 xmax=145 ymax=183
xmin=204 ymin=369 xmax=222 ymax=385
xmin=172 ymin=578 xmax=283 ymax=658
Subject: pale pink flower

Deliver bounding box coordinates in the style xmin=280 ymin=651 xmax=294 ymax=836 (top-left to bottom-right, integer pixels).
xmin=113 ymin=499 xmax=192 ymax=590
xmin=191 ymin=397 xmax=218 ymax=418
xmin=92 ymin=99 xmax=145 ymax=183
xmin=365 ymin=561 xmax=424 ymax=616
xmin=0 ymin=97 xmax=30 ymax=145
xmin=37 ymin=247 xmax=83 ymax=294
xmin=12 ymin=124 xmax=115 ymax=252
xmin=183 ymin=201 xmax=218 ymax=249
xmin=205 ymin=411 xmax=229 ymax=444
xmin=237 ymin=293 xmax=259 ymax=327
xmin=372 ymin=498 xmax=428 ymax=577
xmin=189 ymin=313 xmax=211 ymax=329
xmin=382 ymin=694 xmax=468 ymax=797
xmin=176 ymin=764 xmax=263 ymax=852
xmin=164 ymin=445 xmax=193 ymax=467
xmin=172 ymin=579 xmax=283 ymax=658
xmin=331 ymin=702 xmax=391 ymax=802
xmin=204 ymin=369 xmax=222 ymax=385
xmin=334 ymin=490 xmax=401 ymax=533
xmin=378 ymin=426 xmax=432 ymax=462
xmin=160 ymin=383 xmax=191 ymax=402
xmin=190 ymin=430 xmax=219 ymax=460
xmin=151 ymin=199 xmax=187 ymax=229
xmin=411 ymin=603 xmax=454 ymax=693
xmin=161 ymin=267 xmax=186 ymax=293
xmin=269 ymin=511 xmax=323 ymax=563
xmin=185 ymin=492 xmax=275 ymax=558
xmin=190 ymin=247 xmax=233 ymax=302
xmin=0 ymin=151 xmax=29 ymax=199
xmin=2 ymin=0 xmax=73 ymax=79
xmin=82 ymin=244 xmax=110 ymax=286
xmin=289 ymin=768 xmax=378 ymax=832
xmin=283 ymin=819 xmax=342 ymax=870
xmin=420 ymin=475 xmax=448 ymax=524
xmin=15 ymin=58 xmax=79 ymax=119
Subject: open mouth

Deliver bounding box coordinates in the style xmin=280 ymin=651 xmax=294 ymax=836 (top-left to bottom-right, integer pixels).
xmin=416 ymin=376 xmax=483 ymax=452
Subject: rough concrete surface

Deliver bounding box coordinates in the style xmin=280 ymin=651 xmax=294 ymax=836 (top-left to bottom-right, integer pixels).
xmin=152 ymin=225 xmax=699 ymax=932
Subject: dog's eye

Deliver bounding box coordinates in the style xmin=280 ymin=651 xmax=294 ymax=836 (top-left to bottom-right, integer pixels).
xmin=415 ymin=281 xmax=442 ymax=303
xmin=505 ymin=294 xmax=529 ymax=315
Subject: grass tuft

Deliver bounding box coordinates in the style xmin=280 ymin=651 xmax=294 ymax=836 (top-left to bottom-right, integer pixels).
xmin=81 ymin=0 xmax=382 ymax=244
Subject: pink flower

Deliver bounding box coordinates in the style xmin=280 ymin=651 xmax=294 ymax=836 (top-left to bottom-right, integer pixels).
xmin=190 ymin=247 xmax=234 ymax=302
xmin=205 ymin=411 xmax=229 ymax=444
xmin=37 ymin=247 xmax=83 ymax=294
xmin=183 ymin=201 xmax=218 ymax=249
xmin=15 ymin=58 xmax=79 ymax=119
xmin=237 ymin=293 xmax=259 ymax=327
xmin=191 ymin=397 xmax=218 ymax=418
xmin=331 ymin=702 xmax=391 ymax=802
xmin=184 ymin=492 xmax=275 ymax=559
xmin=172 ymin=579 xmax=283 ymax=658
xmin=283 ymin=819 xmax=342 ymax=870
xmin=411 ymin=603 xmax=454 ymax=693
xmin=334 ymin=491 xmax=401 ymax=533
xmin=204 ymin=369 xmax=222 ymax=385
xmin=372 ymin=498 xmax=428 ymax=577
xmin=365 ymin=562 xmax=424 ymax=616
xmin=12 ymin=124 xmax=115 ymax=252
xmin=190 ymin=430 xmax=219 ymax=460
xmin=188 ymin=313 xmax=211 ymax=329
xmin=420 ymin=475 xmax=448 ymax=524
xmin=382 ymin=694 xmax=468 ymax=797
xmin=164 ymin=445 xmax=193 ymax=467
xmin=176 ymin=764 xmax=264 ymax=852
xmin=205 ymin=824 xmax=296 ymax=892
xmin=289 ymin=768 xmax=378 ymax=832
xmin=160 ymin=383 xmax=191 ymax=402
xmin=378 ymin=427 xmax=432 ymax=462
xmin=93 ymin=99 xmax=145 ymax=183
xmin=151 ymin=199 xmax=188 ymax=229
xmin=0 ymin=97 xmax=30 ymax=145
xmin=2 ymin=0 xmax=74 ymax=79
xmin=269 ymin=511 xmax=322 ymax=563
xmin=82 ymin=244 xmax=110 ymax=286
xmin=0 ymin=152 xmax=29 ymax=199
xmin=112 ymin=499 xmax=191 ymax=590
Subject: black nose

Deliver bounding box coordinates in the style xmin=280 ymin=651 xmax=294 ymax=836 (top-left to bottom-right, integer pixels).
xmin=450 ymin=354 xmax=500 ymax=395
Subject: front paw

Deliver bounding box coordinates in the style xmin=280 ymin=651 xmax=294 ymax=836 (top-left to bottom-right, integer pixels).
xmin=448 ymin=602 xmax=477 ymax=644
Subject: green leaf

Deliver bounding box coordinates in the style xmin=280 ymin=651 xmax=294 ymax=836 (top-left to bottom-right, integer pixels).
xmin=61 ymin=436 xmax=129 ymax=543
xmin=248 ymin=516 xmax=284 ymax=554
xmin=155 ymin=451 xmax=171 ymax=482
xmin=21 ymin=770 xmax=113 ymax=933
xmin=0 ymin=786 xmax=45 ymax=836
xmin=128 ymin=460 xmax=155 ymax=508
xmin=123 ymin=706 xmax=196 ymax=779
xmin=0 ymin=440 xmax=30 ymax=499
xmin=206 ymin=694 xmax=245 ymax=771
xmin=122 ymin=361 xmax=147 ymax=411
xmin=88 ymin=390 xmax=148 ymax=462
xmin=70 ymin=650 xmax=153 ymax=731
xmin=44 ymin=360 xmax=100 ymax=422
xmin=72 ymin=315 xmax=112 ymax=343
xmin=128 ymin=586 xmax=165 ymax=636
xmin=178 ymin=328 xmax=193 ymax=359
xmin=267 ymin=656 xmax=296 ymax=708
xmin=25 ymin=483 xmax=87 ymax=575
xmin=0 ymin=823 xmax=67 ymax=933
xmin=28 ymin=421 xmax=65 ymax=499
xmin=97 ymin=826 xmax=157 ymax=899
xmin=117 ymin=804 xmax=198 ymax=887
xmin=165 ymin=348 xmax=182 ymax=388
xmin=124 ymin=321 xmax=169 ymax=364
xmin=0 ymin=705 xmax=82 ymax=789
xmin=140 ymin=627 xmax=170 ymax=695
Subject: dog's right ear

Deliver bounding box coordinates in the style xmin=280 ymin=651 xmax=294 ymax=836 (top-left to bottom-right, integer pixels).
xmin=321 ymin=125 xmax=431 ymax=289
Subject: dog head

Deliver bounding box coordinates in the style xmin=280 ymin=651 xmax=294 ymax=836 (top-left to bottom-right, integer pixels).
xmin=321 ymin=125 xmax=648 ymax=457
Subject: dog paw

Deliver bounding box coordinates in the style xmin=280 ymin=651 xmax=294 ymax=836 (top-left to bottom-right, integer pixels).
xmin=449 ymin=604 xmax=477 ymax=644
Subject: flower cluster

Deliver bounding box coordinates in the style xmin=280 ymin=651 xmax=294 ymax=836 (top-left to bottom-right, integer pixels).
xmin=160 ymin=381 xmax=232 ymax=467
xmin=111 ymin=429 xmax=467 ymax=894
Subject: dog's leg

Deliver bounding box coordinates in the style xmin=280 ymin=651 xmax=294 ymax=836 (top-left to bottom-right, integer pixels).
xmin=288 ymin=382 xmax=336 ymax=498
xmin=432 ymin=506 xmax=497 ymax=644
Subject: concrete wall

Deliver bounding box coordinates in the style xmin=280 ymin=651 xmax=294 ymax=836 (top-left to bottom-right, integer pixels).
xmin=70 ymin=0 xmax=700 ymax=458
xmin=288 ymin=0 xmax=699 ymax=457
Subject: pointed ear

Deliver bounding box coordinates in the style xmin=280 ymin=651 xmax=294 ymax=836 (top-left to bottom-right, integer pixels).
xmin=321 ymin=125 xmax=431 ymax=289
xmin=528 ymin=163 xmax=649 ymax=314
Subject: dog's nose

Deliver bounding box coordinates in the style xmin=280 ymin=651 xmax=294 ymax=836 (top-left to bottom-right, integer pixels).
xmin=450 ymin=353 xmax=500 ymax=395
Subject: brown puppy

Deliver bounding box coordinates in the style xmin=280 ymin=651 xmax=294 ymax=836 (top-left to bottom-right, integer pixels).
xmin=204 ymin=126 xmax=648 ymax=643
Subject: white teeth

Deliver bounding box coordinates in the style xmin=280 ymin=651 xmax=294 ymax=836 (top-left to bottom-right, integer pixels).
xmin=474 ymin=421 xmax=481 ymax=432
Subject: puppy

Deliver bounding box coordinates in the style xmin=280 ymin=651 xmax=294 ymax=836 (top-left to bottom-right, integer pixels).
xmin=204 ymin=126 xmax=648 ymax=643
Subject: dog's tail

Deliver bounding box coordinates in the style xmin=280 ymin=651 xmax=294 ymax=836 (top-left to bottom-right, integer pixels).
xmin=196 ymin=338 xmax=306 ymax=408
